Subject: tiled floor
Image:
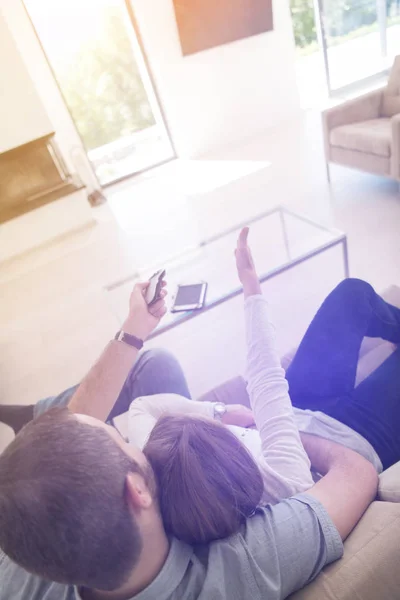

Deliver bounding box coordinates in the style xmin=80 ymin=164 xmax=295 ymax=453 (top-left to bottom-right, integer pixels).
xmin=1 ymin=109 xmax=399 ymax=452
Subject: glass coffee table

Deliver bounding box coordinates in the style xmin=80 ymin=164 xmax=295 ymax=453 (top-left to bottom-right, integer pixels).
xmin=106 ymin=206 xmax=348 ymax=338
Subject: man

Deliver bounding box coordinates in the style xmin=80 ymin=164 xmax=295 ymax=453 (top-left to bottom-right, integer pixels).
xmin=0 ymin=243 xmax=378 ymax=599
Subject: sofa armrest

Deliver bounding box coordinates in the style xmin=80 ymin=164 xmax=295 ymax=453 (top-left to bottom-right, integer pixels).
xmin=379 ymin=460 xmax=400 ymax=502
xmin=323 ymin=89 xmax=384 ymax=132
xmin=391 ymin=114 xmax=400 ymax=180
xmin=289 ymin=501 xmax=400 ymax=599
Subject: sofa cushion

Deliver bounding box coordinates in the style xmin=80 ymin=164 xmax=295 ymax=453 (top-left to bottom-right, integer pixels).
xmin=379 ymin=461 xmax=400 ymax=502
xmin=354 ymin=341 xmax=396 ymax=386
xmin=330 ymin=119 xmax=392 ymax=157
xmin=198 ymin=375 xmax=249 ymax=408
xmin=289 ymin=501 xmax=400 ymax=599
xmin=382 ymin=55 xmax=400 ymax=118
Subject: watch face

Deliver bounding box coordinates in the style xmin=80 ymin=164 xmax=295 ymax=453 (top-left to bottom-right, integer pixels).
xmin=214 ymin=403 xmax=226 ymax=417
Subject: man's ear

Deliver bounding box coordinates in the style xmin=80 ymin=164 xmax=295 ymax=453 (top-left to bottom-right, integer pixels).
xmin=125 ymin=473 xmax=153 ymax=510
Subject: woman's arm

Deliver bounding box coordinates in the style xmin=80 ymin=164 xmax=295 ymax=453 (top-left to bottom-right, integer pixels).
xmin=236 ymin=228 xmax=314 ymax=500
xmin=245 ymin=295 xmax=314 ymax=499
xmin=128 ymin=394 xmax=215 ymax=449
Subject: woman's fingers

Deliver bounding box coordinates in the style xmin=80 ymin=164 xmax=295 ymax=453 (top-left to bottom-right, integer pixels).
xmin=237 ymin=227 xmax=249 ymax=249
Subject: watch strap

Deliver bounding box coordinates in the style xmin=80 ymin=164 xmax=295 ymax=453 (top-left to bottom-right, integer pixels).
xmin=114 ymin=330 xmax=144 ymax=350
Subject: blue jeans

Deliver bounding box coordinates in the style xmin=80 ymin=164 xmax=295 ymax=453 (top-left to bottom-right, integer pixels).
xmin=34 ymin=349 xmax=191 ymax=422
xmin=286 ymin=279 xmax=400 ymax=470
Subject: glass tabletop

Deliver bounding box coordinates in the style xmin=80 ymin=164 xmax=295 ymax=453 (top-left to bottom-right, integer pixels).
xmin=105 ymin=206 xmax=346 ymax=336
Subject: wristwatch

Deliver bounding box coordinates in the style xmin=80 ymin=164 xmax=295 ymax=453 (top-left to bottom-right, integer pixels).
xmin=213 ymin=402 xmax=227 ymax=421
xmin=114 ymin=330 xmax=144 ymax=350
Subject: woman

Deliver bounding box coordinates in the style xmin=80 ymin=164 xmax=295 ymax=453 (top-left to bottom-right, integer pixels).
xmin=126 ymin=227 xmax=315 ymax=545
xmin=128 ymin=228 xmax=400 ymax=545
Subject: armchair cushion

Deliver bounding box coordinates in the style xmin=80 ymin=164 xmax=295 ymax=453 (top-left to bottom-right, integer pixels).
xmin=382 ymin=55 xmax=400 ymax=118
xmin=330 ymin=119 xmax=392 ymax=157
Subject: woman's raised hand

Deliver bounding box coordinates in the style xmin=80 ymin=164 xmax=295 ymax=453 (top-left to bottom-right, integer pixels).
xmin=235 ymin=227 xmax=261 ymax=298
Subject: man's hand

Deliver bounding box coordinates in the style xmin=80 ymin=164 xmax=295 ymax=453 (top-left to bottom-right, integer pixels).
xmin=222 ymin=404 xmax=255 ymax=428
xmin=235 ymin=227 xmax=261 ymax=298
xmin=69 ymin=280 xmax=168 ymax=421
xmin=122 ymin=281 xmax=168 ymax=341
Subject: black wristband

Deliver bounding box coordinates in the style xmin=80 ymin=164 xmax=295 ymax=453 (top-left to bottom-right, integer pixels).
xmin=114 ymin=331 xmax=144 ymax=350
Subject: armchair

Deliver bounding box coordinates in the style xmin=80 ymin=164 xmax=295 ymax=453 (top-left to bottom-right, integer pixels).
xmin=322 ymin=55 xmax=400 ymax=184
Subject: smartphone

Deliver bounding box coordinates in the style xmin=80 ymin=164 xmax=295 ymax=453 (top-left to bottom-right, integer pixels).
xmin=171 ymin=283 xmax=207 ymax=312
xmin=145 ymin=269 xmax=166 ymax=306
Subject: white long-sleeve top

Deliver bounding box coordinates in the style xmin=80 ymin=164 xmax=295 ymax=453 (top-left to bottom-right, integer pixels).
xmin=243 ymin=295 xmax=314 ymax=502
xmin=128 ymin=294 xmax=314 ymax=505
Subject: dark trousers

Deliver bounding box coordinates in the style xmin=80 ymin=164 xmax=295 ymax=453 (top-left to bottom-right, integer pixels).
xmin=286 ymin=279 xmax=400 ymax=470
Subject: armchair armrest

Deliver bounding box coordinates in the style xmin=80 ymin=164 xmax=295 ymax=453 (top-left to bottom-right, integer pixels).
xmin=391 ymin=114 xmax=400 ymax=180
xmin=323 ymin=88 xmax=384 ymax=132
xmin=322 ymin=88 xmax=384 ymax=163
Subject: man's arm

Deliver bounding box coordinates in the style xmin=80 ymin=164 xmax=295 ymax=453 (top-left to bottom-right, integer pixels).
xmin=67 ymin=340 xmax=139 ymax=422
xmin=301 ymin=432 xmax=379 ymax=540
xmin=243 ymin=434 xmax=377 ymax=598
xmin=68 ymin=282 xmax=167 ymax=422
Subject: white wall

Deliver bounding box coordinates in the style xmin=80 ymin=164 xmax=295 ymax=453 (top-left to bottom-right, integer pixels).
xmin=0 ymin=0 xmax=98 ymax=191
xmin=133 ymin=0 xmax=300 ymax=157
xmin=0 ymin=188 xmax=95 ymax=262
xmin=0 ymin=6 xmax=52 ymax=153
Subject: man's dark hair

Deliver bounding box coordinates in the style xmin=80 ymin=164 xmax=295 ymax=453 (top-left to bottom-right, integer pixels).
xmin=0 ymin=408 xmax=145 ymax=591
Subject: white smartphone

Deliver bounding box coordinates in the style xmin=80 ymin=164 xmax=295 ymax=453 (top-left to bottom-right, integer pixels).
xmin=145 ymin=269 xmax=166 ymax=306
xmin=171 ymin=283 xmax=207 ymax=312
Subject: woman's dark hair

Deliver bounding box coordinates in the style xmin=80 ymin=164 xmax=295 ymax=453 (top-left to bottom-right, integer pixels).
xmin=0 ymin=408 xmax=146 ymax=591
xmin=144 ymin=414 xmax=263 ymax=545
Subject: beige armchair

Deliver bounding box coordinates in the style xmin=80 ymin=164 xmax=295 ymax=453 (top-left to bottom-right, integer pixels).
xmin=322 ymin=55 xmax=400 ymax=184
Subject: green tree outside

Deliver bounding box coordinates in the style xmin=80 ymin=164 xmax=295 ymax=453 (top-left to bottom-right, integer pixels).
xmin=57 ymin=7 xmax=155 ymax=151
xmin=290 ymin=0 xmax=317 ymax=48
xmin=290 ymin=0 xmax=400 ymax=52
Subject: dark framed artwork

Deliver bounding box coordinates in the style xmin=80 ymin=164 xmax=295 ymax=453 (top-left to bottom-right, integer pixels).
xmin=173 ymin=0 xmax=274 ymax=56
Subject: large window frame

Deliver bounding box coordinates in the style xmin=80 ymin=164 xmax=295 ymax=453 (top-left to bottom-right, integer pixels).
xmin=313 ymin=0 xmax=394 ymax=94
xmin=23 ymin=0 xmax=176 ymax=188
